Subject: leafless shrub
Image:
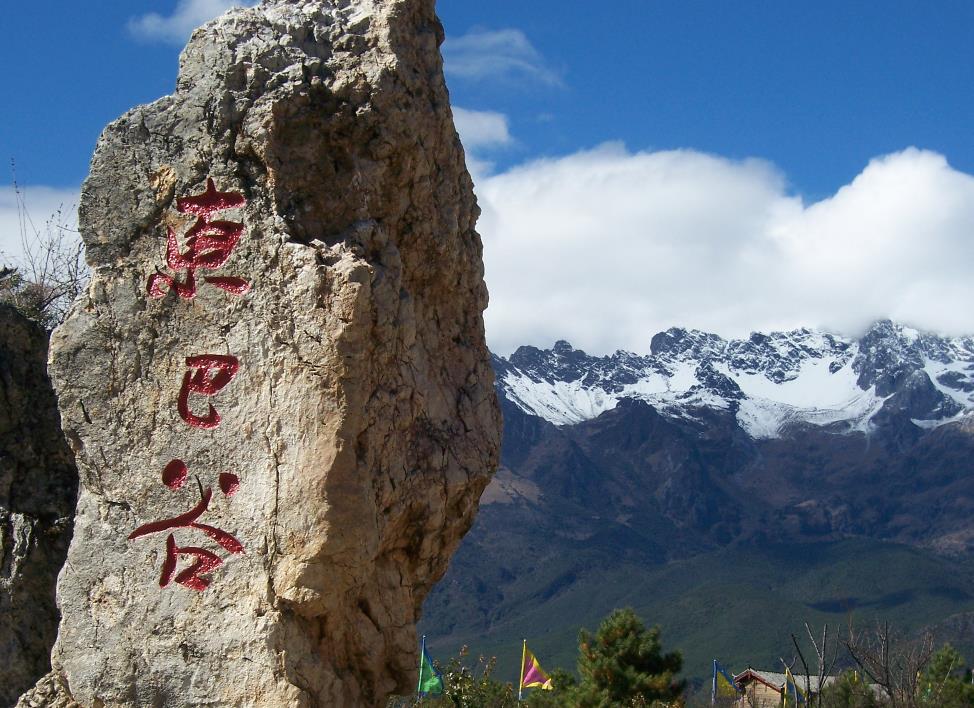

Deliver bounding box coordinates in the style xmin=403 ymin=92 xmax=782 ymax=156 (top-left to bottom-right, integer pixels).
xmin=789 ymin=621 xmax=841 ymax=707
xmin=843 ymin=619 xmax=936 ymax=708
xmin=1 ymin=166 xmax=88 ymax=330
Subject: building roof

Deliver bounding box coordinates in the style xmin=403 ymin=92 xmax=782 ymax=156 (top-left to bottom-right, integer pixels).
xmin=734 ymin=669 xmax=836 ymax=693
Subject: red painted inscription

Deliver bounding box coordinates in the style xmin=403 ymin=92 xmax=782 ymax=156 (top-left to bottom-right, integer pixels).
xmin=129 ymin=465 xmax=244 ymax=591
xmin=219 ymin=472 xmax=240 ymax=497
xmin=162 ymin=459 xmax=189 ymax=489
xmin=161 ymin=535 xmax=222 ymax=591
xmin=177 ymin=354 xmax=240 ymax=429
xmin=136 ymin=174 xmax=252 ymax=592
xmin=147 ymin=178 xmax=250 ymax=299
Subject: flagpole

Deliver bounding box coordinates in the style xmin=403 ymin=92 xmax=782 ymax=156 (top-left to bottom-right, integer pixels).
xmin=711 ymin=659 xmax=717 ymax=705
xmin=417 ymin=634 xmax=426 ymax=696
xmin=518 ymin=639 xmax=527 ymax=702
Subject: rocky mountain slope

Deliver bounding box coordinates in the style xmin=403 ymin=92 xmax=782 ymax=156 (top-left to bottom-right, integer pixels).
xmin=421 ymin=320 xmax=974 ymax=684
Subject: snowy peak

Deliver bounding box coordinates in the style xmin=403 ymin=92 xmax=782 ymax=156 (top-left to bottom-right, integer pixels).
xmin=505 ymin=341 xmax=661 ymax=393
xmin=495 ymin=321 xmax=974 ymax=438
xmin=650 ymin=328 xmax=727 ymax=362
xmin=725 ymin=329 xmax=853 ymax=383
xmin=854 ymin=320 xmax=974 ymax=394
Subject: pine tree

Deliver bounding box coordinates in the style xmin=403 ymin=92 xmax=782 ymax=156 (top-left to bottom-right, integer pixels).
xmin=818 ymin=670 xmax=881 ymax=708
xmin=918 ymin=644 xmax=974 ymax=708
xmin=572 ymin=608 xmax=685 ymax=707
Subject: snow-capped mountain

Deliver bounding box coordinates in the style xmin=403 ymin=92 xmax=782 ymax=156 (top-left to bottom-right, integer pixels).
xmin=425 ymin=321 xmax=974 ymax=673
xmin=493 ymin=320 xmax=974 ymax=438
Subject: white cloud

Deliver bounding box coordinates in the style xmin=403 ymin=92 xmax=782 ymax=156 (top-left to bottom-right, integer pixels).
xmin=0 ymin=186 xmax=80 ymax=268
xmin=453 ymin=107 xmax=512 ymax=151
xmin=128 ymin=0 xmax=258 ymax=44
xmin=442 ymin=29 xmax=561 ymax=86
xmin=477 ymin=144 xmax=974 ymax=355
xmin=452 ymin=107 xmax=513 ymax=178
xmin=12 ymin=150 xmax=970 ymax=362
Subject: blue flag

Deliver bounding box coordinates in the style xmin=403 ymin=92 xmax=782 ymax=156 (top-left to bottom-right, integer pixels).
xmin=712 ymin=659 xmax=739 ymax=702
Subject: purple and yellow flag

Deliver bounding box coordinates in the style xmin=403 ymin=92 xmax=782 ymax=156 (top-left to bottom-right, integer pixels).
xmin=519 ymin=640 xmax=553 ymax=693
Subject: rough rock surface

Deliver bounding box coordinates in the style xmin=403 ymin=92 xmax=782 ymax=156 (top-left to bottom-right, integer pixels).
xmin=0 ymin=305 xmax=77 ymax=707
xmin=20 ymin=0 xmax=500 ymax=705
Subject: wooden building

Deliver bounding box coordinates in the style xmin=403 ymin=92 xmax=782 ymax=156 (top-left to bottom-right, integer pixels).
xmin=732 ymin=669 xmax=835 ymax=707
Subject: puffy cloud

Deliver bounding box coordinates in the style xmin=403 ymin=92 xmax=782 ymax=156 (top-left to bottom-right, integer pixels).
xmin=0 ymin=186 xmax=80 ymax=268
xmin=128 ymin=0 xmax=258 ymax=44
xmin=453 ymin=107 xmax=512 ymax=151
xmin=476 ymin=144 xmax=974 ymax=355
xmin=442 ymin=29 xmax=561 ymax=86
xmin=452 ymin=107 xmax=513 ymax=177
xmin=14 ymin=148 xmax=970 ymax=361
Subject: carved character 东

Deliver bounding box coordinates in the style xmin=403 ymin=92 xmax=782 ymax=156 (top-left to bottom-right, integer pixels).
xmin=148 ymin=178 xmax=250 ymax=299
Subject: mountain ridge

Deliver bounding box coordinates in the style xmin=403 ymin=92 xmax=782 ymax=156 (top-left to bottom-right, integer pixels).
xmin=494 ymin=320 xmax=974 ymax=438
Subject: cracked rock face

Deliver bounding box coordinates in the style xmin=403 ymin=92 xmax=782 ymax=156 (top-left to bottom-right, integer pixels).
xmin=0 ymin=306 xmax=77 ymax=708
xmin=20 ymin=0 xmax=500 ymax=705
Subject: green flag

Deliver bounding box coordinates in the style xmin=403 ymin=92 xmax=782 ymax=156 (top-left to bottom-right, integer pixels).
xmin=417 ymin=636 xmax=444 ymax=696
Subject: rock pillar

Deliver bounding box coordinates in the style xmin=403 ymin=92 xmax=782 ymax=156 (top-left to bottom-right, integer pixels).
xmin=21 ymin=1 xmax=500 ymax=705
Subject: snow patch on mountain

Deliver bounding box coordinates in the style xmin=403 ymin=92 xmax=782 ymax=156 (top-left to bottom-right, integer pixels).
xmin=715 ymin=354 xmax=887 ymax=437
xmin=502 ymin=375 xmax=618 ymax=426
xmin=735 ymin=386 xmax=885 ymax=439
xmin=925 ymin=360 xmax=974 ymax=408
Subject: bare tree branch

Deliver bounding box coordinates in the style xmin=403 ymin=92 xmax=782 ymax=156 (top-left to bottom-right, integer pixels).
xmin=1 ymin=163 xmax=88 ymax=329
xmin=792 ymin=633 xmax=812 ymax=701
xmin=842 ymin=618 xmax=936 ymax=708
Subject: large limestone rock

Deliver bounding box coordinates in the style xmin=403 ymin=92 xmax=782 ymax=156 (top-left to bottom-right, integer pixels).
xmin=21 ymin=0 xmax=500 ymax=705
xmin=0 ymin=305 xmax=77 ymax=707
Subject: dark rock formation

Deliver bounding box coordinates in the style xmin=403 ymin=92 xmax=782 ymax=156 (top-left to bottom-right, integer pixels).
xmin=0 ymin=305 xmax=77 ymax=707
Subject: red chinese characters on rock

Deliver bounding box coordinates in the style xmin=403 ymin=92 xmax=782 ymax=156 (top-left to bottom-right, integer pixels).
xmin=147 ymin=178 xmax=250 ymax=299
xmin=128 ymin=460 xmax=244 ymax=591
xmin=132 ymin=176 xmax=250 ymax=592
xmin=178 ymin=354 xmax=240 ymax=429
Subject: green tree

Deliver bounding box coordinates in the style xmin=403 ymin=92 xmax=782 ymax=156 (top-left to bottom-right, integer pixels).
xmin=572 ymin=608 xmax=685 ymax=707
xmin=917 ymin=644 xmax=974 ymax=708
xmin=524 ymin=668 xmax=577 ymax=707
xmin=819 ymin=670 xmax=881 ymax=708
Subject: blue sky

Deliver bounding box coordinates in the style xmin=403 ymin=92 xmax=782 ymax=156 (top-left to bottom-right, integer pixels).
xmin=441 ymin=0 xmax=974 ymax=200
xmin=4 ymin=1 xmax=974 ymax=353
